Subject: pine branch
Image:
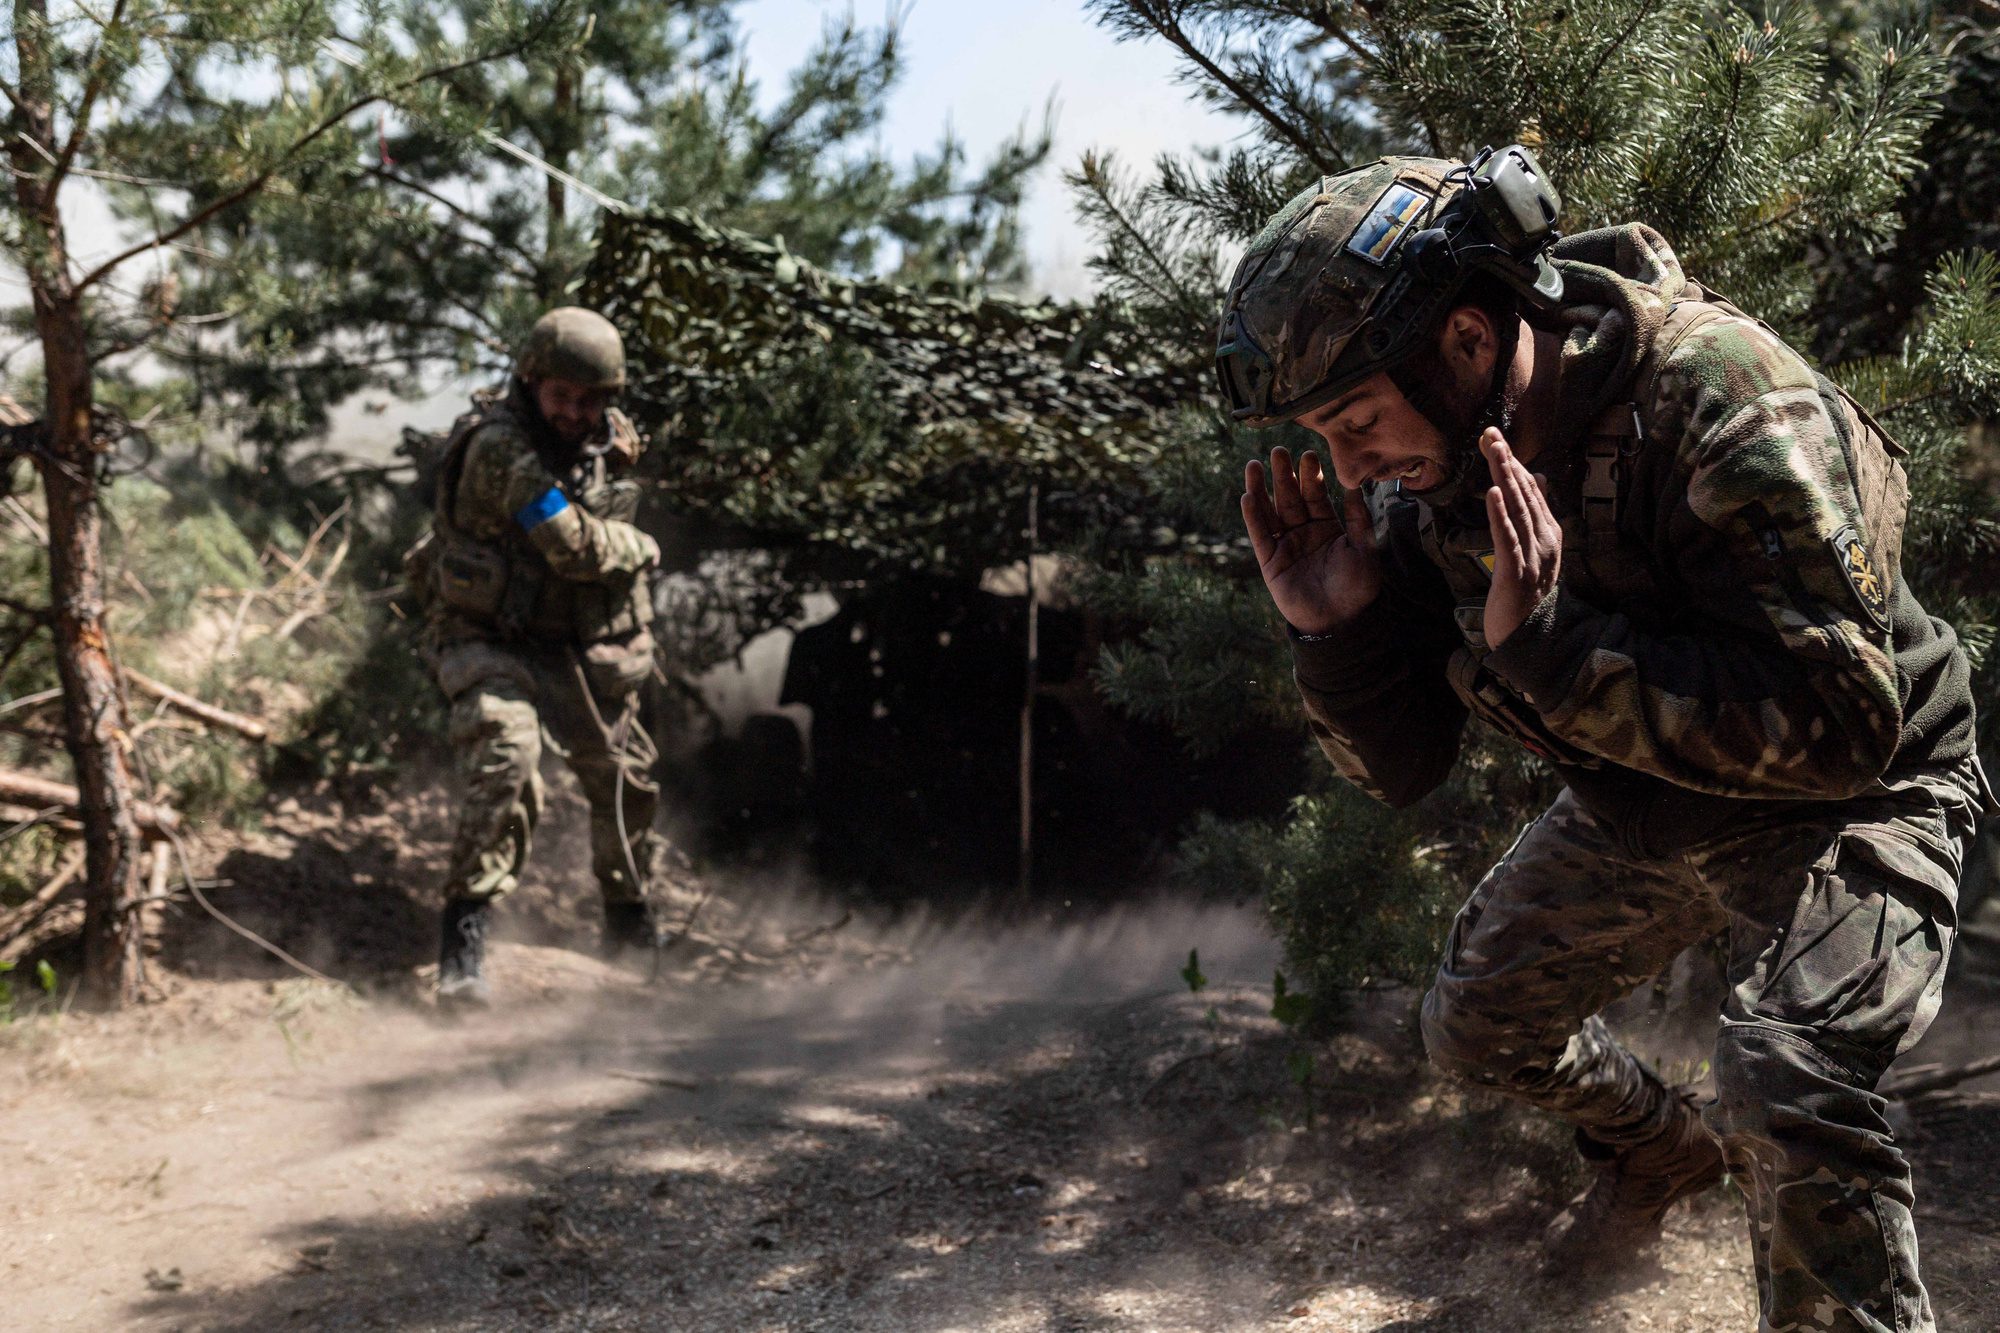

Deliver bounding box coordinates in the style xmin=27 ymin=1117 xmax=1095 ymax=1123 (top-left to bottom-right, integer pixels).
xmin=364 ymin=165 xmax=541 ymax=280
xmin=1118 ymin=0 xmax=1337 ymax=170
xmin=1072 ymin=152 xmax=1209 ymax=339
xmin=46 ymin=0 xmax=129 ymax=192
xmin=1583 ymin=0 xmax=1668 ymax=94
xmin=75 ymin=13 xmax=568 ymax=295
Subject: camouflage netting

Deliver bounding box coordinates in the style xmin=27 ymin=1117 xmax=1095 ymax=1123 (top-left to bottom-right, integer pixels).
xmin=579 ymin=208 xmax=1201 ymax=445
xmin=575 ymin=209 xmax=1211 ymax=674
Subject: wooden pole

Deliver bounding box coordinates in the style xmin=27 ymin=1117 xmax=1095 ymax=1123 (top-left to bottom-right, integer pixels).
xmin=1018 ymin=483 xmax=1039 ymax=899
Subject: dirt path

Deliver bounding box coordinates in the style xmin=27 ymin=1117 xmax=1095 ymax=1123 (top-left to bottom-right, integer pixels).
xmin=7 ymin=875 xmax=2000 ymax=1330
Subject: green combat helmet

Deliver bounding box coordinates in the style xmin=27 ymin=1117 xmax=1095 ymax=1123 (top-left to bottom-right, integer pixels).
xmin=516 ymin=306 xmax=626 ymax=389
xmin=1216 ymin=146 xmax=1564 ymax=430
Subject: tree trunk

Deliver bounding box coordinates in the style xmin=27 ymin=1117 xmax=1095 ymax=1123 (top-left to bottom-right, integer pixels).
xmin=10 ymin=0 xmax=146 ymax=1005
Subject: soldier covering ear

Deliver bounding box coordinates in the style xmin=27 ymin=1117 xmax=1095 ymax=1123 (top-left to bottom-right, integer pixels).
xmin=1230 ymin=149 xmax=1993 ymax=1331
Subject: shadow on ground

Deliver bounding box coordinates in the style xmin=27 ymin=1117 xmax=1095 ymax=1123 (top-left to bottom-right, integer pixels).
xmin=108 ymin=949 xmax=1779 ymax=1333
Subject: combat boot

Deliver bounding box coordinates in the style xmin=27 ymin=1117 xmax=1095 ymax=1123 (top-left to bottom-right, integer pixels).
xmin=601 ymin=898 xmax=663 ymax=959
xmin=436 ymin=896 xmax=494 ymax=1007
xmin=1543 ymin=1089 xmax=1725 ymax=1274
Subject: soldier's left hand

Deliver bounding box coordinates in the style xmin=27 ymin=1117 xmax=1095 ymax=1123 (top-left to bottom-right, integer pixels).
xmin=1481 ymin=428 xmax=1560 ymax=647
xmin=606 ymin=409 xmax=643 ymax=465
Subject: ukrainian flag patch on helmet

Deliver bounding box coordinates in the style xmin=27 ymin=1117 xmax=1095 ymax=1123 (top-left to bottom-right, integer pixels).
xmin=1346 ymin=182 xmax=1431 ymax=265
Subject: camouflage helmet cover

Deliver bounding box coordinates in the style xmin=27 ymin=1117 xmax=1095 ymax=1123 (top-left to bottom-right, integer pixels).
xmin=516 ymin=306 xmax=626 ymax=389
xmin=1217 ymin=151 xmax=1561 ymax=427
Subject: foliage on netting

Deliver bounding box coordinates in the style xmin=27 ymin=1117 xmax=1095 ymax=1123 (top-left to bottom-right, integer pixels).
xmin=577 ymin=207 xmax=1201 ymax=573
xmin=1081 ymin=0 xmax=2000 ymax=1003
xmin=650 ymin=549 xmax=812 ymax=686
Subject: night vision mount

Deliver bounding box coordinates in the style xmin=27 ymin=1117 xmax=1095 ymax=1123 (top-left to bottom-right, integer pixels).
xmin=1346 ymin=144 xmax=1565 ymax=387
xmin=1407 ymin=145 xmax=1564 ymax=306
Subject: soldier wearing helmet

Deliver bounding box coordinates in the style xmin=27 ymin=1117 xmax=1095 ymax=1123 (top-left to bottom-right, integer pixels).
xmin=411 ymin=306 xmax=672 ymax=1006
xmin=1229 ymin=149 xmax=1992 ymax=1328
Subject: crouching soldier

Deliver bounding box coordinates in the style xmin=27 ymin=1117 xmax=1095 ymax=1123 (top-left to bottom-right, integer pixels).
xmin=1222 ymin=149 xmax=1993 ymax=1329
xmin=409 ymin=306 xmax=673 ymax=1005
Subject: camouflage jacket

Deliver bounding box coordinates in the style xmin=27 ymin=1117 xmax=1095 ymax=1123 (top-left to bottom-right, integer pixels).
xmin=1291 ymin=225 xmax=1986 ymax=854
xmin=423 ymin=381 xmax=658 ymax=650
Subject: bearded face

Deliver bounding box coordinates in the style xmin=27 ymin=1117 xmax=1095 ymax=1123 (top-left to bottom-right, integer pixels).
xmin=1296 ymin=303 xmax=1520 ymax=501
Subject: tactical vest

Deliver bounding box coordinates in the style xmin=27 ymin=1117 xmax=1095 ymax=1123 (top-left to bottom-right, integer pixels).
xmin=1405 ymin=293 xmax=1910 ymax=771
xmin=422 ymin=397 xmax=650 ymax=645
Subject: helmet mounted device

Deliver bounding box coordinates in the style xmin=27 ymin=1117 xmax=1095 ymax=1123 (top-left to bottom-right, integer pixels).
xmin=1216 ymin=146 xmax=1564 ymax=428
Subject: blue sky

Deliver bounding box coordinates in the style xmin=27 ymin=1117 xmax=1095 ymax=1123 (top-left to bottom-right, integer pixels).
xmin=735 ymin=0 xmax=1241 ymax=297
xmin=4 ymin=0 xmax=1245 ymax=432
xmin=14 ymin=3 xmax=1241 ymax=304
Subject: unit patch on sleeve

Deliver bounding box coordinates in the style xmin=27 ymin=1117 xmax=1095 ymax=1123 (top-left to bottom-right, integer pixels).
xmin=1829 ymin=523 xmax=1891 ymax=632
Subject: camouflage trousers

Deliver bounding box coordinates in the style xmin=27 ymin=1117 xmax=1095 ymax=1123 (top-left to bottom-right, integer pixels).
xmin=431 ymin=637 xmax=666 ymax=906
xmin=1421 ymin=777 xmax=1978 ymax=1332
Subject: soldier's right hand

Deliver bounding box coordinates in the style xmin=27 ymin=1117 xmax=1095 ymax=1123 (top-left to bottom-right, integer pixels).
xmin=1242 ymin=446 xmax=1382 ymax=636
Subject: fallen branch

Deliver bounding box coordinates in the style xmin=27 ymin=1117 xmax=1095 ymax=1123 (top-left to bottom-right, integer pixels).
xmin=0 ymin=769 xmax=181 ymax=833
xmin=0 ymin=686 xmax=63 ymax=721
xmin=0 ymin=844 xmax=86 ymax=945
xmin=146 ymin=841 xmax=171 ymax=902
xmin=780 ymin=909 xmax=852 ymax=950
xmin=0 ymin=901 xmax=83 ymax=966
xmin=0 ymin=802 xmax=79 ymax=834
xmin=121 ymin=668 xmax=269 ymax=742
xmin=1881 ymin=1054 xmax=2000 ymax=1101
xmin=605 ymin=1069 xmax=702 ymax=1091
xmin=218 ymin=587 xmax=259 ymax=662
xmin=3 ymin=495 xmax=48 ymax=545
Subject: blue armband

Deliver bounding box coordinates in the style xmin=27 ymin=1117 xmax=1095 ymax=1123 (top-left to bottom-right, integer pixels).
xmin=513 ymin=486 xmax=570 ymax=532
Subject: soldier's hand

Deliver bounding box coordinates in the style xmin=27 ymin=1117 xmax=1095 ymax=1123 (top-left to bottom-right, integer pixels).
xmin=1482 ymin=428 xmax=1560 ymax=647
xmin=606 ymin=408 xmax=643 ymax=465
xmin=1242 ymin=446 xmax=1383 ymax=637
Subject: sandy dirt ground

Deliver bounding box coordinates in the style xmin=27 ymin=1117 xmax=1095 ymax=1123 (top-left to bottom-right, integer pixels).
xmin=5 ymin=791 xmax=2000 ymax=1331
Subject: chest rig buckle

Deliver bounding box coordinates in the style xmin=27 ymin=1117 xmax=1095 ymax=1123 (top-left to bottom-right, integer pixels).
xmin=1580 ymin=404 xmax=1644 ymax=571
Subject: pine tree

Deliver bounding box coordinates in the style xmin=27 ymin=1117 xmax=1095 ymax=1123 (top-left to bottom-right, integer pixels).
xmin=1 ymin=0 xmax=575 ymax=1005
xmin=130 ymin=2 xmax=1051 ymax=462
xmin=1078 ymin=0 xmax=2000 ymax=1016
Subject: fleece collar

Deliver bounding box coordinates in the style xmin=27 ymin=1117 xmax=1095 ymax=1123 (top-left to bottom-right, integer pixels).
xmin=1543 ymin=225 xmax=1690 ymax=458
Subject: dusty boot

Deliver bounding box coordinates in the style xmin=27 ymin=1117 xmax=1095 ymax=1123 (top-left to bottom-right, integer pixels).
xmin=436 ymin=896 xmax=494 ymax=1007
xmin=1544 ymin=1089 xmax=1725 ymax=1275
xmin=601 ymin=898 xmax=662 ymax=960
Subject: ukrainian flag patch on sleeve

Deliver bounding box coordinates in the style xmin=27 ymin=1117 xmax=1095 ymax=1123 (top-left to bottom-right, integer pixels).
xmin=514 ymin=485 xmax=570 ymax=532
